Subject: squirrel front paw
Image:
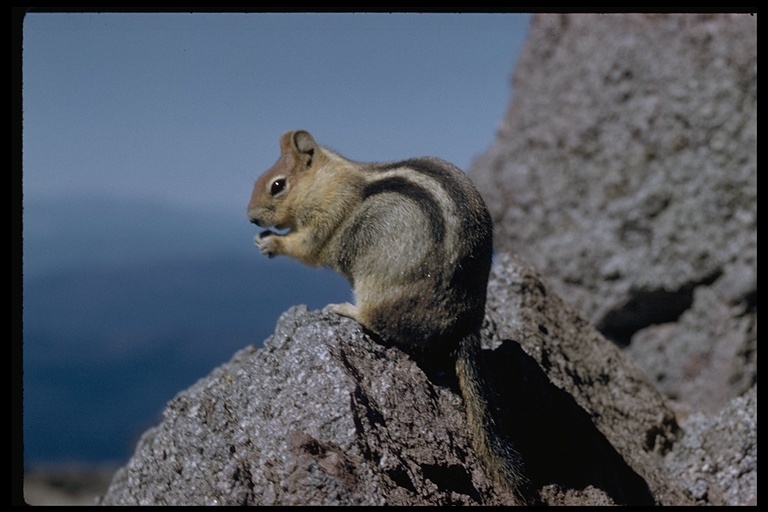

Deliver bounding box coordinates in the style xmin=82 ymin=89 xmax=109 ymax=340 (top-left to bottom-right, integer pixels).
xmin=255 ymin=230 xmax=280 ymax=258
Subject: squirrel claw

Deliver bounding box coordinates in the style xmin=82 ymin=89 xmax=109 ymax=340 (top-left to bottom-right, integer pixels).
xmin=255 ymin=230 xmax=278 ymax=257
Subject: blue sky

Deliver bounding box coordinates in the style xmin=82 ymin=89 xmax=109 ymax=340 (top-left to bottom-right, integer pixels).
xmin=20 ymin=12 xmax=532 ymax=465
xmin=23 ymin=13 xmax=531 ymax=218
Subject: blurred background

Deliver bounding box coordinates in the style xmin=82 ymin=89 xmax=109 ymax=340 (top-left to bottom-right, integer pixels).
xmin=20 ymin=11 xmax=531 ymax=485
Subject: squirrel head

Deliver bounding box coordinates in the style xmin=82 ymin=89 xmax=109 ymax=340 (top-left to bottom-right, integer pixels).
xmin=247 ymin=130 xmax=320 ymax=230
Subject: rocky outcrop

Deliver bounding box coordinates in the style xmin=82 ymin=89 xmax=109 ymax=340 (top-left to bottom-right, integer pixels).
xmin=664 ymin=385 xmax=757 ymax=505
xmin=103 ymin=255 xmax=700 ymax=505
xmin=469 ymin=13 xmax=756 ymax=415
xmin=100 ymin=304 xmax=504 ymax=506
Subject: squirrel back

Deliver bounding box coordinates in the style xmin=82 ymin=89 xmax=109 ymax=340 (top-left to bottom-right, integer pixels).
xmin=248 ymin=130 xmax=532 ymax=502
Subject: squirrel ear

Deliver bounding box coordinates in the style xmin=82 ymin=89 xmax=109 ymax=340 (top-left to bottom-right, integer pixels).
xmin=293 ymin=131 xmax=317 ymax=155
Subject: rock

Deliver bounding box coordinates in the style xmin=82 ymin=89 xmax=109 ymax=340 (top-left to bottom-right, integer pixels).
xmin=664 ymin=385 xmax=757 ymax=506
xmin=469 ymin=12 xmax=756 ymax=416
xmin=482 ymin=253 xmax=691 ymax=505
xmin=624 ymin=286 xmax=756 ymax=416
xmin=100 ymin=305 xmax=507 ymax=506
xmin=101 ymin=255 xmax=694 ymax=505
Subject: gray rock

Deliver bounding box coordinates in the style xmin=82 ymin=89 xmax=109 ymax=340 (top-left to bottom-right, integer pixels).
xmin=101 ymin=305 xmax=508 ymax=506
xmin=624 ymin=285 xmax=756 ymax=416
xmin=469 ymin=12 xmax=756 ymax=415
xmin=101 ymin=255 xmax=695 ymax=505
xmin=665 ymin=385 xmax=757 ymax=506
xmin=483 ymin=253 xmax=692 ymax=505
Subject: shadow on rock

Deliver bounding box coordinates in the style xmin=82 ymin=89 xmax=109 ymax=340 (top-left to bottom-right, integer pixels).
xmin=487 ymin=339 xmax=655 ymax=505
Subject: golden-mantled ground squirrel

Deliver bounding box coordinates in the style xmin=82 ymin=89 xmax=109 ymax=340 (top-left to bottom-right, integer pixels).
xmin=247 ymin=130 xmax=531 ymax=503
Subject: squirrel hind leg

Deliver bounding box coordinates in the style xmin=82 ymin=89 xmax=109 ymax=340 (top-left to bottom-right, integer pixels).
xmin=324 ymin=302 xmax=361 ymax=322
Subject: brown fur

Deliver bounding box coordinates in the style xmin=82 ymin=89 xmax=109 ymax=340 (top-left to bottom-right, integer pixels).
xmin=248 ymin=130 xmax=533 ymax=503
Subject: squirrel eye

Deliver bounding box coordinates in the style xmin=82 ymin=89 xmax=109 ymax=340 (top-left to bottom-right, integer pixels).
xmin=270 ymin=178 xmax=286 ymax=196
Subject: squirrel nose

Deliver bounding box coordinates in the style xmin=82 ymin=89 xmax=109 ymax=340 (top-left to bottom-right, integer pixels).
xmin=247 ymin=208 xmax=264 ymax=226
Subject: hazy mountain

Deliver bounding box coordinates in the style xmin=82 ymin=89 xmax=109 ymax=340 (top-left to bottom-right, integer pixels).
xmin=23 ymin=196 xmax=253 ymax=277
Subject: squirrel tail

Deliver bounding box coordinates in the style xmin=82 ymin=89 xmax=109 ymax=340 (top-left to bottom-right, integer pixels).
xmin=455 ymin=333 xmax=533 ymax=504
